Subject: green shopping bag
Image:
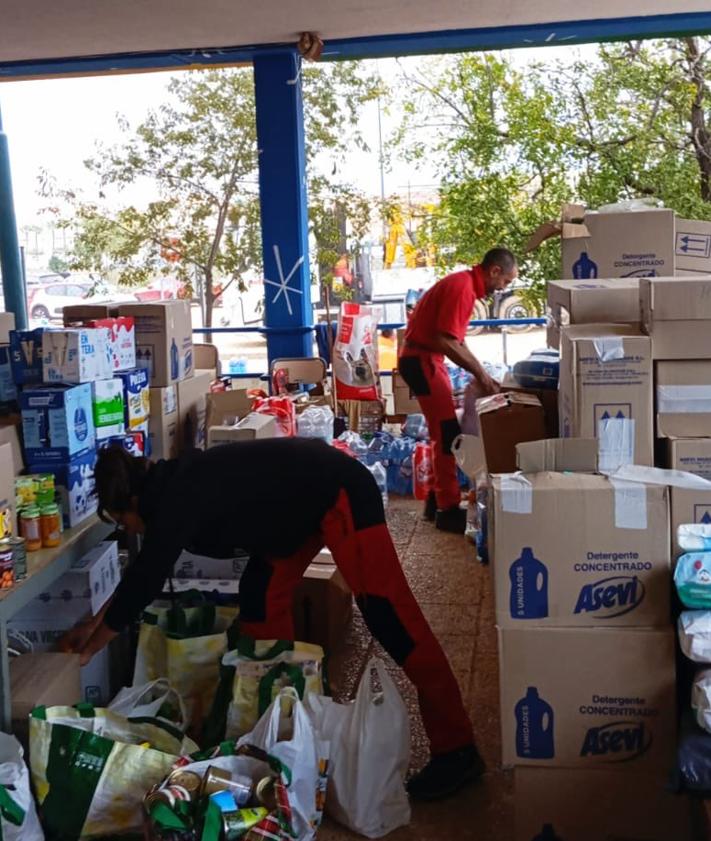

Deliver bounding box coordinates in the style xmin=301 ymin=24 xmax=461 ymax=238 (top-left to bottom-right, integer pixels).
xmin=29 ymin=704 xmax=198 ymax=840
xmin=133 ymin=591 xmax=239 ymax=730
xmin=203 ymin=637 xmax=326 ymax=746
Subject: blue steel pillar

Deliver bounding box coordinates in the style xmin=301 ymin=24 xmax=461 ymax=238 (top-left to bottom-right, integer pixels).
xmin=253 ymin=53 xmax=313 ymax=364
xmin=0 ymin=105 xmax=27 ymax=328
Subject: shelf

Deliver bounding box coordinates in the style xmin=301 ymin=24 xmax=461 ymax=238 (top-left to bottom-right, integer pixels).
xmin=0 ymin=516 xmax=112 ymax=620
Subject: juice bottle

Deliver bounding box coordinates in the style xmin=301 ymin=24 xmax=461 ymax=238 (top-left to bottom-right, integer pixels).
xmin=20 ymin=505 xmax=42 ymax=552
xmin=40 ymin=503 xmax=62 ymax=548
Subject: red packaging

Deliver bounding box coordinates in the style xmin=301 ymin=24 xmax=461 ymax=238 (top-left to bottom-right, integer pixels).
xmin=252 ymin=396 xmax=297 ymax=437
xmin=413 ymin=441 xmax=434 ymax=501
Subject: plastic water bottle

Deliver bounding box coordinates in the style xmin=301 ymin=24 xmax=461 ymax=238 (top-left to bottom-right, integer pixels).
xmin=368 ymin=461 xmax=388 ymax=507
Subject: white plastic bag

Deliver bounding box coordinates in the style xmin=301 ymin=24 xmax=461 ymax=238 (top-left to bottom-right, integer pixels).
xmin=108 ymin=679 xmax=188 ymax=731
xmin=238 ymin=688 xmax=329 ymax=841
xmin=0 ymin=733 xmax=44 ymax=841
xmin=692 ymin=669 xmax=711 ymax=734
xmin=307 ymin=658 xmax=411 ymax=838
xmin=678 ymin=611 xmax=711 ymax=662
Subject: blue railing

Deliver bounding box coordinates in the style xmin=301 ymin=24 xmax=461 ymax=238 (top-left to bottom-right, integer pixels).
xmin=192 ymin=316 xmax=547 ymax=378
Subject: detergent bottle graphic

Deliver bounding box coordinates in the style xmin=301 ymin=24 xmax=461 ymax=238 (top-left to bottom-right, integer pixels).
xmin=572 ymin=251 xmax=598 ymax=279
xmin=74 ymin=406 xmax=88 ymax=443
xmin=532 ymin=825 xmax=564 ymax=841
xmin=170 ymin=338 xmax=179 ymax=381
xmin=516 ymin=687 xmax=554 ymax=759
xmin=509 ymin=547 xmax=549 ymax=619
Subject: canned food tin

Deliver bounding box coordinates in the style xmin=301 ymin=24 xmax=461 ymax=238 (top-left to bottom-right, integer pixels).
xmin=243 ymin=813 xmax=282 ymax=841
xmin=222 ymin=807 xmax=268 ymax=840
xmin=255 ymin=776 xmax=277 ymax=811
xmin=161 ymin=785 xmax=191 ymax=803
xmin=7 ymin=537 xmax=26 ymax=580
xmin=166 ymin=769 xmax=201 ymax=796
xmin=0 ymin=541 xmax=14 ymax=590
xmin=145 ymin=789 xmax=176 ymax=810
xmin=200 ymin=766 xmax=253 ymax=806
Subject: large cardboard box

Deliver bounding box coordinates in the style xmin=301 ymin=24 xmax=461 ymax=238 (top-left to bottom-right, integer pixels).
xmin=10 ymin=652 xmax=82 ymax=738
xmin=176 ymin=369 xmax=213 ymax=451
xmin=514 ymin=767 xmax=691 ymax=841
xmin=42 ymin=327 xmax=113 ymax=384
xmin=28 ymin=450 xmax=97 ymax=528
xmin=498 ymin=626 xmax=676 ymax=770
xmin=20 ymin=384 xmax=96 ymax=463
xmin=656 ymin=360 xmax=711 ymax=438
xmin=85 ymin=317 xmax=136 ymax=372
xmin=671 ymin=487 xmax=711 ymax=561
xmin=0 ymin=421 xmax=24 ymax=475
xmin=0 ymin=312 xmax=15 ymax=344
xmin=114 ymin=367 xmax=150 ymax=432
xmin=641 ymin=276 xmax=711 ymax=359
xmin=0 ymin=345 xmax=17 ymax=404
xmin=0 ymin=443 xmax=15 ymax=536
xmin=148 ymin=384 xmax=178 ymax=461
xmin=208 ymin=413 xmax=278 ymax=446
xmin=491 ymin=444 xmax=670 ymax=628
xmin=561 ymin=209 xmax=675 ymax=280
xmin=501 ymin=377 xmax=559 ymax=438
xmin=391 ymin=370 xmax=421 ymax=415
xmin=9 ymin=328 xmax=45 ymax=385
xmin=476 ymin=392 xmax=546 ymax=474
xmin=205 ymin=389 xmax=253 ymax=431
xmin=293 ymin=550 xmax=353 ymax=654
xmin=676 ymin=217 xmax=711 ymax=275
xmin=559 ymin=324 xmax=653 ymax=468
xmin=92 ymin=378 xmax=125 ymax=440
xmin=667 ymin=438 xmax=711 ymax=481
xmin=63 ymin=304 xmax=116 ymax=323
xmin=546 ymin=278 xmax=640 ymax=349
xmin=117 ymin=301 xmax=194 ymax=387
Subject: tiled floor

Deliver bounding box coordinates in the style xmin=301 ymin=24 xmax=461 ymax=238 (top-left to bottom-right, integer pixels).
xmin=321 ymin=497 xmax=513 ymax=840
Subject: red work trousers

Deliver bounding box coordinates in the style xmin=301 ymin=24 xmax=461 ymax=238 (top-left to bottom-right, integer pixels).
xmin=239 ymin=459 xmax=474 ymax=756
xmin=398 ymin=350 xmax=462 ymax=510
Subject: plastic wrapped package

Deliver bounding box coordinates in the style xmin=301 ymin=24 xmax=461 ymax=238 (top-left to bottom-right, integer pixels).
xmin=675 ymin=553 xmax=711 ymax=609
xmin=678 ymin=611 xmax=711 ymax=662
xmin=297 ymin=406 xmax=334 ymax=444
xmin=387 ymin=437 xmax=414 ymax=496
xmin=678 ymin=524 xmax=711 ymax=553
xmin=402 ymin=414 xmax=428 ymax=441
xmin=337 ymin=430 xmax=368 ymax=462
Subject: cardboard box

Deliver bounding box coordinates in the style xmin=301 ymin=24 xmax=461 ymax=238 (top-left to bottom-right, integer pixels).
xmin=641 ymin=276 xmax=711 ymax=359
xmin=10 ymin=652 xmax=81 ymax=732
xmin=514 ymin=767 xmax=691 ymax=841
xmin=8 ymin=613 xmax=111 ymax=706
xmin=0 ymin=421 xmax=24 ymax=475
xmin=176 ymin=369 xmax=213 ymax=451
xmin=29 ymin=450 xmax=97 ymax=528
xmin=92 ymin=379 xmax=125 ymax=440
xmin=546 ymin=278 xmax=640 ymax=349
xmin=476 ymin=392 xmax=546 ymax=474
xmin=671 ymin=487 xmax=711 ymax=560
xmin=0 ymin=443 xmax=15 ymax=537
xmin=42 ymin=327 xmax=112 ymax=384
xmin=118 ymin=301 xmax=194 ymax=387
xmin=676 ymin=217 xmax=711 ymax=275
xmin=86 ymin=317 xmax=136 ymax=372
xmin=20 ymin=384 xmax=95 ymax=463
xmin=561 ymin=209 xmax=676 ymax=279
xmin=293 ymin=550 xmax=353 ymax=653
xmin=667 ymin=438 xmax=711 ymax=481
xmin=194 ymin=343 xmax=220 ymax=374
xmin=149 ymin=384 xmax=178 ymax=461
xmin=174 ymin=550 xmax=250 ymax=580
xmin=114 ymin=367 xmax=150 ymax=432
xmin=501 ymin=377 xmax=559 ymax=438
xmin=98 ymin=431 xmax=146 ymax=457
xmin=0 ymin=345 xmax=17 ymax=404
xmin=656 ymin=360 xmax=711 ymax=438
xmin=498 ymin=626 xmax=676 ymax=770
xmin=205 ymin=389 xmax=253 ymax=430
xmin=33 ymin=541 xmax=120 ymax=616
xmin=491 ymin=444 xmax=670 ymax=628
xmin=559 ymin=324 xmax=653 ymax=468
xmin=392 ymin=370 xmax=421 ymax=415
xmin=9 ymin=328 xmax=44 ymax=385
xmin=63 ymin=304 xmax=116 ymax=323
xmin=0 ymin=312 xmax=15 ymax=344
xmin=208 ymin=413 xmax=278 ymax=446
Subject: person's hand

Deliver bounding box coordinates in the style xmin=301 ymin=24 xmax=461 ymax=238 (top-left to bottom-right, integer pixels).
xmin=58 ymin=616 xmax=100 ymax=655
xmin=77 ymin=622 xmax=119 ymax=666
xmin=478 ymin=373 xmax=501 ymax=396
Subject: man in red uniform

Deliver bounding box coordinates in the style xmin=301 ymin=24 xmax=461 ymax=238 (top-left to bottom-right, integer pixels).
xmin=399 ymin=248 xmax=518 ymax=533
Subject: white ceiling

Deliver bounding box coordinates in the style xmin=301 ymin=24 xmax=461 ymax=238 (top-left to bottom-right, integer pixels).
xmin=0 ymin=0 xmax=709 ymax=65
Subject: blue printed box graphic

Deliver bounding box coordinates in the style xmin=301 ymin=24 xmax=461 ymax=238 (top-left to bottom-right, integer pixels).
xmin=515 ymin=687 xmax=554 ymax=759
xmin=676 ymin=230 xmax=711 ymax=259
xmin=694 ymin=504 xmax=711 ymax=526
xmin=509 ymin=547 xmax=548 ymax=620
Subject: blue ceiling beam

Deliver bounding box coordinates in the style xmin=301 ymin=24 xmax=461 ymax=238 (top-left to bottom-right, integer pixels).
xmin=1 ymin=11 xmax=711 ymax=80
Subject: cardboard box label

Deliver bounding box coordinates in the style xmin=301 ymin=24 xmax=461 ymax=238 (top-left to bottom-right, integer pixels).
xmin=499 ymin=627 xmax=676 ymax=770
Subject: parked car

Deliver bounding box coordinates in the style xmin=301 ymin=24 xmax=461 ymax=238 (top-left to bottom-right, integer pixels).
xmin=27 ymin=279 xmax=134 ymax=322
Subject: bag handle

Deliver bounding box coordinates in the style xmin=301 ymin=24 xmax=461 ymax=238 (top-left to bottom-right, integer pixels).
xmin=236 ymin=636 xmax=294 ymax=661
xmin=0 ymin=785 xmax=25 ymax=828
xmin=257 ymin=664 xmax=306 ymax=716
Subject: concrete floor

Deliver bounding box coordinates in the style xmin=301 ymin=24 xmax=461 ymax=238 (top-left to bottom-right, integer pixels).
xmin=321 ymin=497 xmax=513 ymax=840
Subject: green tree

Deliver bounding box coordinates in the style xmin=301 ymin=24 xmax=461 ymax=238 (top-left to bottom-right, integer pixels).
xmin=44 ymin=63 xmax=384 ymax=327
xmin=393 ymin=38 xmax=711 ymax=306
xmin=47 ymin=254 xmax=69 ymax=274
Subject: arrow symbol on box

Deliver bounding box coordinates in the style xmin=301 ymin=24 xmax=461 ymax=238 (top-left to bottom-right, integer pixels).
xmin=679 ymin=235 xmax=709 ymax=253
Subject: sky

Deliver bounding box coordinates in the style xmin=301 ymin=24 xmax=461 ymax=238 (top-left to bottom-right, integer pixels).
xmin=0 ymin=44 xmax=599 ymax=229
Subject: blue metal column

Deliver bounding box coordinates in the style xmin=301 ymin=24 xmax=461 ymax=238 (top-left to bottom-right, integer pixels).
xmin=0 ymin=105 xmax=27 ymax=328
xmin=253 ymin=53 xmax=313 ymax=364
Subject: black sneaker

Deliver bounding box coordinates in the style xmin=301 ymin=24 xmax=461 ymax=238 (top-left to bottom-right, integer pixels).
xmin=435 ymin=505 xmax=467 ymax=534
xmin=423 ymin=490 xmax=437 ymax=522
xmin=407 ymin=744 xmax=485 ymax=801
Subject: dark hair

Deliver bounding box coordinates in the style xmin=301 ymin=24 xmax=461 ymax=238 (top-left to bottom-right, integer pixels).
xmin=481 ymin=247 xmax=517 ymax=273
xmin=94 ymin=445 xmax=149 ymax=523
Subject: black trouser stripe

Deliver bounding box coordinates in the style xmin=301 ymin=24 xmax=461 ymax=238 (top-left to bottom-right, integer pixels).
xmin=356 ymin=594 xmax=415 ymax=665
xmin=440 ymin=417 xmax=461 ymax=455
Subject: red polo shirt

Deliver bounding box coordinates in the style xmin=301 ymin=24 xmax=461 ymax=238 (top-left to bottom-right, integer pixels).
xmin=404 ymin=265 xmax=485 ymax=352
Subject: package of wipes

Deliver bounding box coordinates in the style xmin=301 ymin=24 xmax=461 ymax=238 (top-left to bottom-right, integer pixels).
xmin=675 ymin=553 xmax=711 ymax=609
xmin=693 ymin=669 xmax=711 ymax=734
xmin=678 ymin=611 xmax=711 ymax=662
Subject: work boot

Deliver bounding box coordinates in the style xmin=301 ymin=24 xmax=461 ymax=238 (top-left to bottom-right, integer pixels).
xmin=423 ymin=490 xmax=437 ymax=522
xmin=435 ymin=505 xmax=466 ymax=534
xmin=407 ymin=744 xmax=485 ymax=801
